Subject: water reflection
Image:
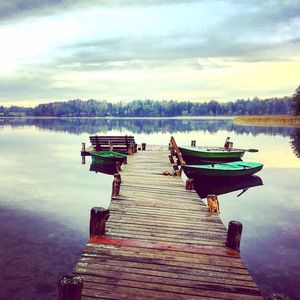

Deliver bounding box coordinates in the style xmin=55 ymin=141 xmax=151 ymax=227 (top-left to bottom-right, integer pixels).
xmin=0 ymin=117 xmax=296 ymax=137
xmin=290 ymin=128 xmax=300 ymax=158
xmin=89 ymin=163 xmax=117 ymax=175
xmin=1 ymin=118 xmax=300 ymax=299
xmin=194 ymin=175 xmax=263 ymax=199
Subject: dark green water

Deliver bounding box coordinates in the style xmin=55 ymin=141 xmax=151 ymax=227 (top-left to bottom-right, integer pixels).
xmin=0 ymin=117 xmax=300 ymax=299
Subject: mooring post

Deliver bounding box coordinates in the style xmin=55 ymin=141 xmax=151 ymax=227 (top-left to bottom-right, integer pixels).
xmin=226 ymin=221 xmax=243 ymax=251
xmin=191 ymin=140 xmax=196 ymax=147
xmin=207 ymin=194 xmax=220 ymax=214
xmin=169 ymin=155 xmax=174 ymax=164
xmin=58 ymin=274 xmax=83 ymax=300
xmin=142 ymin=143 xmax=146 ymax=151
xmin=114 ymin=173 xmax=122 ymax=183
xmin=81 ymin=156 xmax=85 ymax=165
xmin=112 ymin=177 xmax=121 ymax=197
xmin=81 ymin=142 xmax=86 ymax=152
xmin=89 ymin=207 xmax=110 ymax=237
xmin=185 ymin=178 xmax=194 ymax=190
xmin=173 ymin=164 xmax=181 ymax=176
xmin=116 ymin=161 xmax=121 ymax=172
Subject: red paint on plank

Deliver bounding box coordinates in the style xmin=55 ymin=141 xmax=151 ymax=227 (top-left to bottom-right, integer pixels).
xmin=88 ymin=236 xmax=240 ymax=258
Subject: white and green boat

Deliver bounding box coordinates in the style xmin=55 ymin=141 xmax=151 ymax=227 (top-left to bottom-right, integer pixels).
xmin=182 ymin=161 xmax=263 ymax=178
xmin=178 ymin=146 xmax=245 ymax=163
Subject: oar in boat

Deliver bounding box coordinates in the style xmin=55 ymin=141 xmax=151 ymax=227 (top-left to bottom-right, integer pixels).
xmin=234 ymin=148 xmax=259 ymax=153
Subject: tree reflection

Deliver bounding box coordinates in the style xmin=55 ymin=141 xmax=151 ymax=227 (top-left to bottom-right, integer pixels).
xmin=290 ymin=128 xmax=300 ymax=158
xmin=0 ymin=117 xmax=295 ymax=137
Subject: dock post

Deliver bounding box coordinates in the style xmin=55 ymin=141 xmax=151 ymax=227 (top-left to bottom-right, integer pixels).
xmin=58 ymin=274 xmax=83 ymax=300
xmin=81 ymin=156 xmax=85 ymax=165
xmin=226 ymin=221 xmax=243 ymax=251
xmin=185 ymin=178 xmax=194 ymax=190
xmin=207 ymin=194 xmax=220 ymax=214
xmin=169 ymin=155 xmax=174 ymax=164
xmin=114 ymin=173 xmax=122 ymax=183
xmin=81 ymin=143 xmax=86 ymax=153
xmin=142 ymin=143 xmax=146 ymax=150
xmin=191 ymin=140 xmax=196 ymax=147
xmin=89 ymin=207 xmax=110 ymax=237
xmin=116 ymin=162 xmax=121 ymax=172
xmin=173 ymin=164 xmax=181 ymax=176
xmin=123 ymin=156 xmax=127 ymax=164
xmin=112 ymin=177 xmax=121 ymax=197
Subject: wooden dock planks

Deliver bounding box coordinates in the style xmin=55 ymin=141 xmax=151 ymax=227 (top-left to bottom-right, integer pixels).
xmin=74 ymin=146 xmax=262 ymax=299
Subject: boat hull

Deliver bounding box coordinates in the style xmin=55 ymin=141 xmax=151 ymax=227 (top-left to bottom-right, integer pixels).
xmin=194 ymin=175 xmax=263 ymax=198
xmin=183 ymin=161 xmax=263 ymax=178
xmin=91 ymin=151 xmax=127 ymax=166
xmin=178 ymin=146 xmax=244 ymax=163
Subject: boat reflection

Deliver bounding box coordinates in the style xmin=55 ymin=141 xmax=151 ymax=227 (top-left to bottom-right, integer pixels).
xmin=89 ymin=163 xmax=117 ymax=175
xmin=194 ymin=175 xmax=263 ymax=199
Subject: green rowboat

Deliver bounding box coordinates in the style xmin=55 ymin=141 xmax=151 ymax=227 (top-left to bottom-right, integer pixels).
xmin=178 ymin=146 xmax=245 ymax=163
xmin=182 ymin=161 xmax=263 ymax=177
xmin=91 ymin=150 xmax=127 ymax=165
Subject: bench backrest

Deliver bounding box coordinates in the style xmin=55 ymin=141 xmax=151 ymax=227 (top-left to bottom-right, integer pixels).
xmin=89 ymin=135 xmax=136 ymax=154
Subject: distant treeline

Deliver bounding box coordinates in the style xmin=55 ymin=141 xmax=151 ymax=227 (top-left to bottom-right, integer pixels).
xmin=0 ymin=97 xmax=292 ymax=117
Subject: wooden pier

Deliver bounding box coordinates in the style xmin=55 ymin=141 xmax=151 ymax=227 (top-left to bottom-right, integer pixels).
xmin=65 ymin=144 xmax=262 ymax=299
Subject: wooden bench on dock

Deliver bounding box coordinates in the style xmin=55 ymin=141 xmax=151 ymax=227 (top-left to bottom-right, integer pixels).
xmin=89 ymin=135 xmax=137 ymax=155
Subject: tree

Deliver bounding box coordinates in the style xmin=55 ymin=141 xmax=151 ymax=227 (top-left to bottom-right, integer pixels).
xmin=291 ymin=85 xmax=300 ymax=115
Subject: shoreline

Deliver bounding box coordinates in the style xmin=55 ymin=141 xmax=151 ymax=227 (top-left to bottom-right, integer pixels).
xmin=233 ymin=115 xmax=300 ymax=128
xmin=0 ymin=116 xmax=234 ymax=120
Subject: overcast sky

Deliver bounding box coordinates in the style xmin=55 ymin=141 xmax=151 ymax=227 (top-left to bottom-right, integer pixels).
xmin=0 ymin=0 xmax=299 ymax=106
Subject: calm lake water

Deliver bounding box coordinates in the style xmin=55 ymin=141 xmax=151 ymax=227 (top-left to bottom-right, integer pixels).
xmin=0 ymin=117 xmax=300 ymax=300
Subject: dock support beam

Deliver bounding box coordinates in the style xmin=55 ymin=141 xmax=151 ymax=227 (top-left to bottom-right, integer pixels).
xmin=185 ymin=178 xmax=194 ymax=190
xmin=142 ymin=143 xmax=146 ymax=151
xmin=58 ymin=274 xmax=83 ymax=300
xmin=89 ymin=207 xmax=110 ymax=237
xmin=226 ymin=221 xmax=243 ymax=251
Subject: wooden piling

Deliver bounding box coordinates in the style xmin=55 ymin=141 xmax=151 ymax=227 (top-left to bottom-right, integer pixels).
xmin=226 ymin=221 xmax=243 ymax=251
xmin=185 ymin=178 xmax=194 ymax=190
xmin=168 ymin=155 xmax=174 ymax=164
xmin=89 ymin=207 xmax=110 ymax=237
xmin=142 ymin=143 xmax=146 ymax=150
xmin=114 ymin=173 xmax=122 ymax=183
xmin=191 ymin=140 xmax=196 ymax=147
xmin=81 ymin=143 xmax=86 ymax=152
xmin=58 ymin=274 xmax=83 ymax=300
xmin=116 ymin=161 xmax=121 ymax=172
xmin=112 ymin=177 xmax=121 ymax=197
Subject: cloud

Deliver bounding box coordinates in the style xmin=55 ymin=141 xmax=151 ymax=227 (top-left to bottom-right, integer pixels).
xmin=1 ymin=0 xmax=300 ymax=104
